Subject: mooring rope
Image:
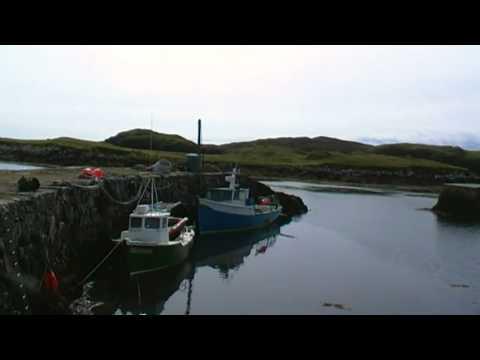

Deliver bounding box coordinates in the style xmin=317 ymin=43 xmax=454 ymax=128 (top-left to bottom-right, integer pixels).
xmin=59 ymin=180 xmax=140 ymax=205
xmin=68 ymin=182 xmax=102 ymax=190
xmin=66 ymin=177 xmax=175 ymax=206
xmin=100 ymin=179 xmax=147 ymax=206
xmin=63 ymin=178 xmax=145 ymax=206
xmin=77 ymin=239 xmax=125 ymax=287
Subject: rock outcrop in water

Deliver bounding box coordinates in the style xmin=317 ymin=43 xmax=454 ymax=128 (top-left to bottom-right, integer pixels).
xmin=432 ymin=184 xmax=480 ymax=220
xmin=275 ymin=192 xmax=308 ymax=217
xmin=241 ymin=178 xmax=308 ymax=216
xmin=0 ymin=173 xmax=307 ymax=314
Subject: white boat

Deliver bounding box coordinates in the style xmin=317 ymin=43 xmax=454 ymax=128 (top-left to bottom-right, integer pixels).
xmin=114 ymin=177 xmax=195 ymax=276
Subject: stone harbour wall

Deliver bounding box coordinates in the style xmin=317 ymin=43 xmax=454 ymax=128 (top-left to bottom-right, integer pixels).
xmin=0 ymin=173 xmax=307 ymax=314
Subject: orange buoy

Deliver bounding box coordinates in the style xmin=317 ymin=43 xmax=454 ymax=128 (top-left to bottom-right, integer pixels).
xmin=43 ymin=270 xmax=59 ymax=293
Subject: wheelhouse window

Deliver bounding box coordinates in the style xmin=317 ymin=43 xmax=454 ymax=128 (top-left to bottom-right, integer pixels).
xmin=206 ymin=188 xmax=249 ymax=201
xmin=145 ymin=217 xmax=161 ymax=229
xmin=238 ymin=189 xmax=248 ymax=201
xmin=207 ymin=189 xmax=233 ymax=201
xmin=233 ymin=190 xmax=240 ymax=200
xmin=130 ymin=217 xmax=142 ymax=229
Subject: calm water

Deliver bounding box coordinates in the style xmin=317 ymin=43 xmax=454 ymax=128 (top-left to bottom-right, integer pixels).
xmin=92 ymin=181 xmax=480 ymax=315
xmin=0 ymin=161 xmax=43 ymax=171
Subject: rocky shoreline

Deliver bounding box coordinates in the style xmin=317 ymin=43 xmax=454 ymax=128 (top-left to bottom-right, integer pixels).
xmin=241 ymin=164 xmax=479 ymax=187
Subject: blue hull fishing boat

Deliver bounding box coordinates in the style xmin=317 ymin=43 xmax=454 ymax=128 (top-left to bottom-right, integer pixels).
xmin=197 ymin=168 xmax=282 ymax=235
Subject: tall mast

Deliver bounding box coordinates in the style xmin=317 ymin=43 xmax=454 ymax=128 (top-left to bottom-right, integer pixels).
xmin=197 ymin=119 xmax=202 ymax=171
xmin=197 ymin=119 xmax=201 ymax=150
xmin=150 ymin=113 xmax=153 ymax=154
xmin=150 ymin=113 xmax=154 ymax=207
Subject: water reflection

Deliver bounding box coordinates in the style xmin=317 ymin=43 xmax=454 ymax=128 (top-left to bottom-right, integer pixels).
xmin=110 ymin=221 xmax=285 ymax=315
xmin=432 ymin=214 xmax=480 ymax=291
xmin=114 ymin=262 xmax=194 ymax=315
xmin=90 ymin=181 xmax=480 ymax=315
xmin=434 ymin=213 xmax=480 ymax=230
xmin=192 ymin=222 xmax=281 ymax=280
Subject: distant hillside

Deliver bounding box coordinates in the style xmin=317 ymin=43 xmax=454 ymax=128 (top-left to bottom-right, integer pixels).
xmin=100 ymin=130 xmax=480 ymax=174
xmin=0 ymin=136 xmax=184 ymax=166
xmin=105 ymin=129 xmax=224 ymax=154
xmin=220 ymin=136 xmax=373 ymax=154
xmin=373 ymin=143 xmax=465 ymax=160
xmin=1 ymin=132 xmax=477 ymax=178
xmin=373 ymin=143 xmax=480 ymax=174
xmin=105 ymin=129 xmax=199 ymax=153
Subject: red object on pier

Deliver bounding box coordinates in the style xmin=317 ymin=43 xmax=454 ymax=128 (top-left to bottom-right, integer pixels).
xmin=43 ymin=270 xmax=59 ymax=293
xmin=80 ymin=167 xmax=105 ymax=180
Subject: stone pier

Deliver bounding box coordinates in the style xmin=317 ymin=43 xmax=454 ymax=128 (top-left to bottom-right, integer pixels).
xmin=0 ymin=170 xmax=307 ymax=314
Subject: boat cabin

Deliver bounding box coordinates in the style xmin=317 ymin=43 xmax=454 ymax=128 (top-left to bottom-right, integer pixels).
xmin=205 ymin=187 xmax=250 ymax=203
xmin=127 ymin=205 xmax=170 ymax=244
xmin=203 ymin=168 xmax=252 ymax=205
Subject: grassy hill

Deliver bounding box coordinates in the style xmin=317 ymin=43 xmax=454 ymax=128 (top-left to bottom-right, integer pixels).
xmin=0 ymin=136 xmax=184 ymax=166
xmin=105 ymin=129 xmax=199 ymax=153
xmin=206 ymin=145 xmax=462 ymax=170
xmin=0 ymin=132 xmax=476 ymax=176
xmin=373 ymin=143 xmax=480 ymax=173
xmin=105 ymin=129 xmax=224 ymax=154
xmin=208 ymin=137 xmax=462 ymax=171
xmin=220 ymin=136 xmax=373 ymax=154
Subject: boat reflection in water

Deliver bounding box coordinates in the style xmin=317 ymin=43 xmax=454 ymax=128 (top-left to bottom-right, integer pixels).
xmin=113 ymin=220 xmax=285 ymax=315
xmin=114 ymin=261 xmax=195 ymax=315
xmin=192 ymin=222 xmax=281 ymax=280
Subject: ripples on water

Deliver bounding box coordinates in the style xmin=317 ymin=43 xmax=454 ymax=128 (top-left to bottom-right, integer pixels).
xmin=90 ymin=181 xmax=480 ymax=315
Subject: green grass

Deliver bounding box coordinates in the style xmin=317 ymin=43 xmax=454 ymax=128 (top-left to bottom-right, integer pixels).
xmin=463 ymin=150 xmax=480 ymax=163
xmin=0 ymin=135 xmax=471 ymax=172
xmin=373 ymin=143 xmax=480 ymax=172
xmin=207 ymin=144 xmax=311 ymax=165
xmin=105 ymin=129 xmax=198 ymax=153
xmin=206 ymin=143 xmax=463 ymax=171
xmin=322 ymin=152 xmax=462 ymax=170
xmin=0 ymin=137 xmax=185 ymax=165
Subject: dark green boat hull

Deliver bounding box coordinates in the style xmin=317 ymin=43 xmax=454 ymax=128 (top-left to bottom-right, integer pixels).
xmin=127 ymin=240 xmax=194 ymax=276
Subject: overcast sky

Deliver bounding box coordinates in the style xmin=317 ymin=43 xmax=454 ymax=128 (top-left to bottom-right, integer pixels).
xmin=2 ymin=45 xmax=480 ymax=148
